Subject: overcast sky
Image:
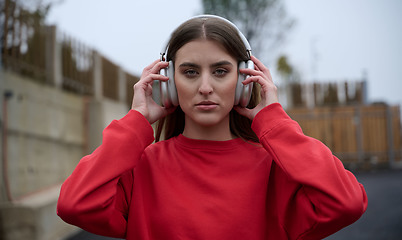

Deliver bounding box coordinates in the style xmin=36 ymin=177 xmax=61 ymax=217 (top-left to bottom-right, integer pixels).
xmin=46 ymin=0 xmax=402 ymax=107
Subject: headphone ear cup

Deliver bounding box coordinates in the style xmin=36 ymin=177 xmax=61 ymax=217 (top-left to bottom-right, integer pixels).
xmin=235 ymin=61 xmax=246 ymax=106
xmin=235 ymin=60 xmax=254 ymax=107
xmin=167 ymin=60 xmax=178 ymax=106
xmin=159 ymin=64 xmax=170 ymax=107
xmin=159 ymin=61 xmax=178 ymax=107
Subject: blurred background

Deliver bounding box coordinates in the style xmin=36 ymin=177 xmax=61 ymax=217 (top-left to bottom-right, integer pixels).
xmin=1 ymin=0 xmax=401 ymax=239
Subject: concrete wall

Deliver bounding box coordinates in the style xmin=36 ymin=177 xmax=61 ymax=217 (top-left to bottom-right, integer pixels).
xmin=0 ymin=186 xmax=79 ymax=240
xmin=87 ymin=98 xmax=129 ymax=153
xmin=0 ymin=70 xmax=129 ymax=240
xmin=1 ymin=71 xmax=84 ymax=202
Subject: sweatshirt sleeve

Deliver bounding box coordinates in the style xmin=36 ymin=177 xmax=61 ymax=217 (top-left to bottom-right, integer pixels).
xmin=252 ymin=103 xmax=368 ymax=240
xmin=57 ymin=110 xmax=154 ymax=238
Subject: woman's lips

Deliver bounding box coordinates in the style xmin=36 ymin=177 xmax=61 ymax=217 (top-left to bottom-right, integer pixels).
xmin=195 ymin=101 xmax=218 ymax=110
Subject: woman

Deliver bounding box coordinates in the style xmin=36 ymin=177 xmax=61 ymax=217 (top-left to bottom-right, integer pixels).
xmin=57 ymin=15 xmax=367 ymax=240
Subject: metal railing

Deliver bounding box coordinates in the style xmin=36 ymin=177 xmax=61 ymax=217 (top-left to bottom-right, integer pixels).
xmin=1 ymin=2 xmax=139 ymax=105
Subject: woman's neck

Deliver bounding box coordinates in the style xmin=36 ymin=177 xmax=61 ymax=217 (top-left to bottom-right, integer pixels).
xmin=182 ymin=116 xmax=235 ymax=141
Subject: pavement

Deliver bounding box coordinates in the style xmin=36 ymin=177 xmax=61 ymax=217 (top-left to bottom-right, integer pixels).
xmin=67 ymin=169 xmax=402 ymax=240
xmin=325 ymin=169 xmax=402 ymax=240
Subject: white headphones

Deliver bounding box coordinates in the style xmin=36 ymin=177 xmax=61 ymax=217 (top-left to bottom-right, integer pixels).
xmin=158 ymin=15 xmax=254 ymax=108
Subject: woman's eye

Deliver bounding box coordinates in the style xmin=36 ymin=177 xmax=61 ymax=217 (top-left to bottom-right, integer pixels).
xmin=184 ymin=69 xmax=198 ymax=77
xmin=214 ymin=68 xmax=228 ymax=76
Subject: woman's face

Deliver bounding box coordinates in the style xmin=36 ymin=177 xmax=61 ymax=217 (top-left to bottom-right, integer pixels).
xmin=174 ymin=39 xmax=238 ymax=129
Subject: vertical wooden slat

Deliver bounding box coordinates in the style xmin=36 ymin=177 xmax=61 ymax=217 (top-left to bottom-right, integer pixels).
xmin=288 ymin=104 xmax=401 ymax=169
xmin=386 ymin=106 xmax=395 ymax=167
xmin=2 ymin=0 xmax=10 ymax=66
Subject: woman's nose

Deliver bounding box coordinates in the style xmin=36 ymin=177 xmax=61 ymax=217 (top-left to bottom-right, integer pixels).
xmin=198 ymin=75 xmax=213 ymax=95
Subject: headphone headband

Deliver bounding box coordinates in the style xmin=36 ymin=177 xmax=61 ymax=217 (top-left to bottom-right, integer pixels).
xmin=157 ymin=15 xmax=255 ymax=108
xmin=160 ymin=14 xmax=252 ymax=60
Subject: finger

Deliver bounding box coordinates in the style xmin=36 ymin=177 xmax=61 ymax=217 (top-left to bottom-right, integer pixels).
xmin=148 ymin=104 xmax=177 ymax=124
xmin=141 ymin=60 xmax=161 ymax=76
xmin=240 ymin=64 xmax=274 ymax=85
xmin=241 ymin=76 xmax=276 ymax=94
xmin=251 ymin=56 xmax=273 ymax=78
xmin=239 ymin=69 xmax=273 ymax=88
xmin=254 ymin=64 xmax=262 ymax=72
xmin=150 ymin=61 xmax=169 ymax=74
xmin=239 ymin=67 xmax=266 ymax=79
xmin=138 ymin=73 xmax=169 ymax=87
xmin=143 ymin=59 xmax=161 ymax=72
xmin=243 ymin=75 xmax=278 ymax=103
xmin=142 ymin=60 xmax=169 ymax=76
xmin=233 ymin=105 xmax=253 ymax=119
xmin=241 ymin=75 xmax=266 ymax=86
xmin=250 ymin=56 xmax=268 ymax=72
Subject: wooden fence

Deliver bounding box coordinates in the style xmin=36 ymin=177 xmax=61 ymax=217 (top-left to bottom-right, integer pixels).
xmin=1 ymin=2 xmax=139 ymax=105
xmin=61 ymin=32 xmax=94 ymax=95
xmin=287 ymin=104 xmax=402 ymax=170
xmin=287 ymin=81 xmax=367 ymax=108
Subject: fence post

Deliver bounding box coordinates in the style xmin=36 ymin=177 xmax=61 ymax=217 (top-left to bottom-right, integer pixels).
xmin=45 ymin=25 xmax=62 ymax=88
xmin=118 ymin=68 xmax=127 ymax=104
xmin=92 ymin=51 xmax=103 ymax=100
xmin=355 ymin=105 xmax=364 ymax=167
xmin=306 ymin=83 xmax=315 ymax=109
xmin=386 ymin=105 xmax=395 ymax=168
xmin=361 ymin=71 xmax=368 ymax=105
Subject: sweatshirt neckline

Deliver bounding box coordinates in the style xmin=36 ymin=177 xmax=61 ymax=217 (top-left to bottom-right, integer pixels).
xmin=174 ymin=134 xmax=245 ymax=150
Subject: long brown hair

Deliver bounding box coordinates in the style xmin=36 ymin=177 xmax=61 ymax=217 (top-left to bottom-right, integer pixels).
xmin=155 ymin=17 xmax=260 ymax=142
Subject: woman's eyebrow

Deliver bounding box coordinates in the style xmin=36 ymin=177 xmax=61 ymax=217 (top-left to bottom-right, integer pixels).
xmin=210 ymin=60 xmax=234 ymax=68
xmin=178 ymin=60 xmax=234 ymax=68
xmin=178 ymin=62 xmax=200 ymax=68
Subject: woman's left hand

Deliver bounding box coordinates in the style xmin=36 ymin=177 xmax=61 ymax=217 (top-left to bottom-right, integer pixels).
xmin=234 ymin=55 xmax=279 ymax=120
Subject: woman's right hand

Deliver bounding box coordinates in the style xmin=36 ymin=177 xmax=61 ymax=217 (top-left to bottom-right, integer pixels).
xmin=131 ymin=60 xmax=176 ymax=124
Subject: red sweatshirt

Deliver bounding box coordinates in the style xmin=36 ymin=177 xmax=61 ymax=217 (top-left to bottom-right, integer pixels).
xmin=57 ymin=103 xmax=367 ymax=240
